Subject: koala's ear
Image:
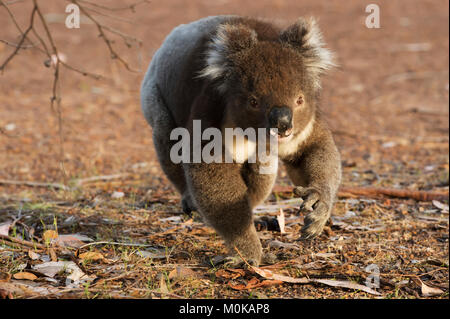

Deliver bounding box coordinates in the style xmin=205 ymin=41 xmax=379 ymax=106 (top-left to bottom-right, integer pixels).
xmin=198 ymin=23 xmax=258 ymax=82
xmin=280 ymin=17 xmax=335 ymax=89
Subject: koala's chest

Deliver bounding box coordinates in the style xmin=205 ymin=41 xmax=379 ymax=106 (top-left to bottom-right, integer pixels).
xmin=223 ymin=134 xmax=279 ymax=175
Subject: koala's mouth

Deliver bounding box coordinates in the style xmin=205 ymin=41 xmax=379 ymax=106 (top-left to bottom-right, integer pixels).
xmin=269 ymin=127 xmax=293 ymax=143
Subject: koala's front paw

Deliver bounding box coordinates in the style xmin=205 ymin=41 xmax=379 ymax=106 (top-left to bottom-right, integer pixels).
xmin=223 ymin=256 xmax=258 ymax=268
xmin=181 ymin=194 xmax=197 ymax=216
xmin=254 ymin=216 xmax=280 ymax=232
xmin=294 ymin=186 xmax=331 ymax=239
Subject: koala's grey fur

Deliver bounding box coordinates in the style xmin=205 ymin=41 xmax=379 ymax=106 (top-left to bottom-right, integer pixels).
xmin=141 ymin=15 xmax=341 ymax=266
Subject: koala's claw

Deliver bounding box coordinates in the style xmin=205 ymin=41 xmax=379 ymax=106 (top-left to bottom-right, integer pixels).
xmin=254 ymin=216 xmax=280 ymax=232
xmin=181 ymin=195 xmax=197 ymax=216
xmin=223 ymin=256 xmax=258 ymax=268
xmin=294 ymin=186 xmax=330 ymax=240
xmin=294 ymin=186 xmax=320 ymax=210
xmin=301 ymin=201 xmax=329 ymax=239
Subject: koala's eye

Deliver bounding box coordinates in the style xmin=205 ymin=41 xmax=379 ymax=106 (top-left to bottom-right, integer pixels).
xmin=249 ymin=97 xmax=259 ymax=108
xmin=296 ymin=94 xmax=304 ymax=106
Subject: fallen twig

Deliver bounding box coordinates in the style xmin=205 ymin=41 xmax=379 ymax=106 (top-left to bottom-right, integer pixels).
xmin=234 ymin=247 xmax=381 ymax=295
xmin=77 ymin=0 xmax=151 ymax=12
xmin=77 ymin=241 xmax=157 ymax=250
xmin=0 ymin=1 xmax=37 ymax=72
xmin=0 ymin=234 xmax=46 ymax=250
xmin=272 ymin=185 xmax=449 ymax=202
xmin=74 ymin=173 xmax=131 ymax=186
xmin=0 ymin=179 xmax=70 ymax=191
xmin=72 ymin=0 xmax=141 ymax=72
xmin=338 ymin=186 xmax=448 ymax=201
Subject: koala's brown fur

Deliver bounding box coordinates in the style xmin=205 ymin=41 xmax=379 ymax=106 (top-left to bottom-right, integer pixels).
xmin=141 ymin=15 xmax=341 ymax=265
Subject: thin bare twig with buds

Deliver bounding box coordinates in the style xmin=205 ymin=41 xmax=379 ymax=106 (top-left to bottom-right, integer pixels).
xmin=0 ymin=0 xmax=149 ymax=183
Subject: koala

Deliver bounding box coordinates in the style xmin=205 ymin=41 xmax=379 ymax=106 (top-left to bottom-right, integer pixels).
xmin=140 ymin=15 xmax=341 ymax=266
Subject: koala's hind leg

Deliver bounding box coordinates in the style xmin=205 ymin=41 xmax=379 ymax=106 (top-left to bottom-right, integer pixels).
xmin=184 ymin=162 xmax=262 ymax=265
xmin=141 ymin=85 xmax=195 ymax=214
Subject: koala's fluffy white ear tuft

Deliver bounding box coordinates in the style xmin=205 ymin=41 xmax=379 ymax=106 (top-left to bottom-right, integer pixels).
xmin=198 ymin=23 xmax=258 ymax=83
xmin=280 ymin=17 xmax=336 ymax=89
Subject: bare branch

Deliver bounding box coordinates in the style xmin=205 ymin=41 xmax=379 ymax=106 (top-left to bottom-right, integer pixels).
xmin=77 ymin=0 xmax=150 ymax=12
xmin=0 ymin=38 xmax=35 ymax=49
xmin=0 ymin=0 xmax=33 ymax=38
xmin=72 ymin=0 xmax=141 ymax=72
xmin=4 ymin=0 xmax=28 ymax=5
xmin=0 ymin=2 xmax=37 ymax=72
xmin=32 ymin=0 xmax=68 ymax=182
xmin=73 ymin=3 xmax=136 ymax=24
xmin=30 ymin=20 xmax=104 ymax=80
xmin=0 ymin=0 xmax=144 ymax=182
xmin=0 ymin=179 xmax=70 ymax=191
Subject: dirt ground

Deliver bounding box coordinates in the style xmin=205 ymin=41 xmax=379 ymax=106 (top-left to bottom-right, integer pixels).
xmin=0 ymin=0 xmax=448 ymax=299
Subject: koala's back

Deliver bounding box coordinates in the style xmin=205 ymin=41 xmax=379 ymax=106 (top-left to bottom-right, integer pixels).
xmin=141 ymin=15 xmax=234 ymax=128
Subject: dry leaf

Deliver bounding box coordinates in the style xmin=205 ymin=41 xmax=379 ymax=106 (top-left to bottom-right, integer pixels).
xmin=0 ymin=288 xmax=13 ymax=299
xmin=28 ymin=250 xmax=40 ymax=260
xmin=13 ymin=272 xmax=37 ymax=281
xmin=215 ymin=269 xmax=245 ymax=280
xmin=159 ymin=275 xmax=169 ymax=294
xmin=254 ymin=198 xmax=303 ymax=214
xmin=315 ymin=252 xmax=336 ymax=259
xmin=277 ymin=209 xmax=286 ymax=233
xmin=0 ymin=221 xmax=12 ymax=236
xmin=189 ymin=227 xmax=213 ymax=236
xmin=228 ymin=268 xmax=246 ymax=276
xmin=32 ymin=261 xmax=94 ymax=286
xmin=168 ymin=266 xmax=198 ymax=280
xmin=42 ymin=230 xmax=58 ymax=244
xmin=55 ymin=235 xmax=84 ymax=248
xmin=48 ymin=248 xmax=58 ymax=262
xmin=229 ymin=277 xmax=283 ymax=290
xmin=313 ymin=278 xmax=381 ymax=295
xmin=67 ymin=267 xmax=88 ymax=283
xmin=78 ymin=251 xmax=104 ymax=261
xmin=268 ymin=240 xmax=299 ymax=250
xmin=0 ymin=281 xmax=60 ymax=297
xmin=32 ymin=261 xmax=83 ymax=278
xmin=0 ymin=272 xmax=11 ymax=282
xmin=252 ymin=267 xmax=309 ymax=284
xmin=251 ymin=266 xmax=381 ymax=296
xmin=256 ymin=280 xmax=284 ymax=288
xmin=111 ymin=191 xmax=124 ymax=199
xmin=136 ymin=250 xmax=166 ymax=259
xmin=0 ymin=282 xmax=24 ymax=298
xmin=421 ymin=281 xmax=444 ymax=297
xmin=32 ymin=261 xmax=68 ymax=278
xmin=159 ymin=216 xmax=183 ymax=223
xmin=432 ymin=200 xmax=449 ymax=212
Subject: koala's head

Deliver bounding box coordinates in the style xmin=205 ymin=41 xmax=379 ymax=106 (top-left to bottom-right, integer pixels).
xmin=199 ymin=17 xmax=335 ymax=143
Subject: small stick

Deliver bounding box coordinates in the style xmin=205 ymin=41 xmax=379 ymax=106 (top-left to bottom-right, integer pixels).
xmin=78 ymin=241 xmax=157 ymax=250
xmin=76 ymin=0 xmax=151 ymax=12
xmin=74 ymin=173 xmax=131 ymax=186
xmin=233 ymin=246 xmax=253 ymax=269
xmin=0 ymin=179 xmax=69 ymax=191
xmin=0 ymin=234 xmax=46 ymax=249
xmin=339 ymin=186 xmax=448 ymax=202
xmin=272 ymin=185 xmax=449 ymax=202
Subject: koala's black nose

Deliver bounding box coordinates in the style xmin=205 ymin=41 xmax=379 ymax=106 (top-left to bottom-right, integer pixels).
xmin=268 ymin=106 xmax=293 ymax=134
